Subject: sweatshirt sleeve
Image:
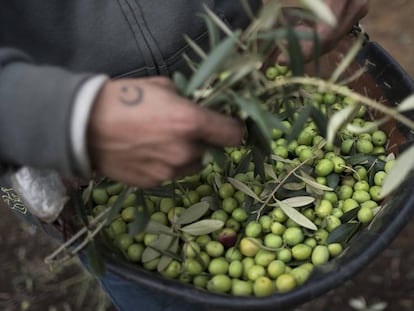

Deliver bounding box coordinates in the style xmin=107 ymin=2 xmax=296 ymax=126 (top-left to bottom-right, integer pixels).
xmin=0 ymin=47 xmax=99 ymax=177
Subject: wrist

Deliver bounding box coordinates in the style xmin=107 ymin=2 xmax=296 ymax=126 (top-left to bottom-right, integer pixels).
xmin=70 ymin=74 xmax=109 ymax=177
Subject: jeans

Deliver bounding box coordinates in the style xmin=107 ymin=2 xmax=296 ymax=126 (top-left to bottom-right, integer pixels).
xmin=79 ymin=254 xmax=209 ymax=311
xmin=97 ymin=269 xmax=208 ymax=311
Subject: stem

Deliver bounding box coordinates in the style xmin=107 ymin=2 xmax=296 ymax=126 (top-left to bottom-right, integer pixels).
xmin=45 ymin=207 xmax=112 ymax=267
xmin=264 ymin=77 xmax=414 ymax=130
xmin=256 ymin=158 xmax=311 ymax=219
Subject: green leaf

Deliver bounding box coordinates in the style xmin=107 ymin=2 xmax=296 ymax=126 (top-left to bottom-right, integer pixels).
xmin=200 ymin=14 xmax=221 ymax=50
xmin=256 ymin=28 xmax=315 ymax=41
xmin=145 ymin=221 xmax=173 ymax=235
xmin=286 ymin=24 xmax=304 ymax=76
xmin=330 ymin=36 xmax=364 ymax=83
xmin=81 ymin=180 xmax=95 ymax=205
xmin=157 ymin=237 xmax=179 ymax=272
xmin=142 ymin=246 xmax=161 ymax=263
xmin=397 ymin=94 xmax=414 ymax=112
xmin=231 ymin=92 xmax=273 ymax=142
xmin=346 ymin=120 xmax=385 ymax=135
xmin=277 ymin=199 xmax=317 ymax=230
xmin=300 ymin=0 xmax=337 ymax=27
xmin=85 ymin=241 xmax=105 ymax=277
xmin=282 ymin=182 xmax=306 ymax=191
xmin=185 ymin=32 xmax=239 ymax=96
xmin=240 ymin=0 xmax=256 ymax=21
xmin=181 ymin=219 xmax=224 ymax=236
xmin=173 ymin=72 xmax=188 ymax=96
xmin=204 ymin=146 xmax=228 ymax=170
xmin=128 ymin=205 xmax=150 ymax=237
xmin=326 ymin=105 xmax=357 ymax=146
xmin=73 ymin=188 xmax=89 ymax=227
xmin=142 ymin=234 xmax=175 ymax=263
xmin=286 ymin=104 xmax=312 ymax=142
xmin=281 ymin=196 xmax=315 ymax=208
xmin=235 ymin=150 xmax=253 ymax=174
xmin=340 ymin=206 xmax=360 ymax=223
xmin=203 ymin=4 xmax=234 ymax=38
xmin=295 ymin=172 xmax=334 ymax=191
xmin=381 ymin=143 xmax=414 ymax=197
xmin=326 ymin=173 xmax=340 ymax=188
xmin=264 ymin=163 xmax=278 ymax=181
xmin=177 ymin=201 xmax=210 ymax=225
xmin=227 ymin=177 xmax=262 ymax=202
xmin=252 ymin=146 xmax=266 ymax=183
xmin=310 ymin=105 xmax=328 ymax=138
xmin=106 ymin=187 xmax=135 ymax=225
xmin=327 ymin=222 xmax=361 ymax=244
xmin=184 ymin=35 xmax=207 ymax=60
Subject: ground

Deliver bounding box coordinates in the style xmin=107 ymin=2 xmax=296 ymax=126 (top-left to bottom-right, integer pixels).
xmin=1 ymin=1 xmax=414 ymax=311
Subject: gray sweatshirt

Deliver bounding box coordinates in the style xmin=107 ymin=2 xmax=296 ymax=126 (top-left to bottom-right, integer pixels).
xmin=0 ymin=1 xmax=260 ymax=178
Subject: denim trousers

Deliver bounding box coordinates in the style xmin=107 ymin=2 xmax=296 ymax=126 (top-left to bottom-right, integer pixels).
xmin=97 ymin=268 xmax=209 ymax=311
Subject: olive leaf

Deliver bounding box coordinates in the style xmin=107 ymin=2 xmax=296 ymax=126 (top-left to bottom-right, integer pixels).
xmin=295 ymin=171 xmax=334 ymax=191
xmin=157 ymin=237 xmax=179 ymax=272
xmin=327 ymin=222 xmax=361 ymax=244
xmin=282 ymin=182 xmax=306 ymax=191
xmin=280 ymin=196 xmax=315 ymax=208
xmin=198 ymin=13 xmax=221 ymax=50
xmin=141 ymin=246 xmax=161 ymax=263
xmin=185 ymin=32 xmax=240 ymax=97
xmin=184 ymin=35 xmax=207 ymax=60
xmin=172 ymin=72 xmax=188 ymax=96
xmin=286 ymin=24 xmax=305 ymax=76
xmin=264 ymin=163 xmax=279 ymax=181
xmin=227 ymin=177 xmax=263 ymax=202
xmin=329 ymin=35 xmax=364 ymax=83
xmin=142 ymin=234 xmax=175 ymax=263
xmin=346 ymin=119 xmax=385 ymax=135
xmin=128 ymin=206 xmax=149 ymax=237
xmin=202 ymin=4 xmax=234 ymax=38
xmin=381 ymin=143 xmax=414 ymax=197
xmin=276 ymin=199 xmax=317 ymax=230
xmin=340 ymin=206 xmax=360 ymax=223
xmin=326 ymin=173 xmax=340 ymax=188
xmin=106 ymin=186 xmax=136 ymax=225
xmin=180 ymin=219 xmax=224 ymax=236
xmin=145 ymin=220 xmax=174 ymax=235
xmin=300 ymin=0 xmax=337 ymax=27
xmin=397 ymin=93 xmax=414 ymax=112
xmin=326 ymin=105 xmax=358 ymax=146
xmin=85 ymin=241 xmax=105 ymax=277
xmin=81 ymin=180 xmax=95 ymax=205
xmin=177 ymin=201 xmax=210 ymax=225
xmin=286 ymin=104 xmax=312 ymax=143
xmin=204 ymin=146 xmax=228 ymax=170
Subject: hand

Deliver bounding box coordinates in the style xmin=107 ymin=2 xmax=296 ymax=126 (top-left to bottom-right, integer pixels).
xmin=277 ymin=0 xmax=369 ymax=62
xmin=87 ymin=76 xmax=243 ymax=188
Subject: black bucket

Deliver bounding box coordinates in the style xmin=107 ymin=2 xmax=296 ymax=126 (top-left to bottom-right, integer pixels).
xmin=101 ymin=40 xmax=414 ymax=310
xmin=1 ymin=40 xmax=414 ymax=311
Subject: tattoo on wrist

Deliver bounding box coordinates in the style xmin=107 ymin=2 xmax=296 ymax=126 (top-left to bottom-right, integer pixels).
xmin=119 ymin=85 xmax=144 ymax=106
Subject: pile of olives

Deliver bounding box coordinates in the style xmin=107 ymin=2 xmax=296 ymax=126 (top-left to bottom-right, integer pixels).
xmin=89 ymin=64 xmax=395 ymax=297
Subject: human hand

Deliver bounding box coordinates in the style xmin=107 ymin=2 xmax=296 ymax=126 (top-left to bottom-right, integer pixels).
xmin=87 ymin=77 xmax=243 ymax=188
xmin=277 ymin=0 xmax=369 ymax=62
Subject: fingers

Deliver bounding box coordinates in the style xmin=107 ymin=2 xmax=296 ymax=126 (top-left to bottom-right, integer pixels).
xmin=277 ymin=0 xmax=370 ymax=63
xmin=191 ymin=107 xmax=244 ymax=147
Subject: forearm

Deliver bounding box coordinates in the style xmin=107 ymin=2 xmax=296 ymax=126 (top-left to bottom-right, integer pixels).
xmin=0 ymin=48 xmax=99 ymax=177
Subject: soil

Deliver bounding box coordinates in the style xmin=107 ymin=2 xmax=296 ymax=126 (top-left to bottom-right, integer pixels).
xmin=1 ymin=1 xmax=414 ymax=311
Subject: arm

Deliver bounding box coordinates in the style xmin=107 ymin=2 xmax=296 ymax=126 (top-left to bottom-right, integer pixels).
xmin=0 ymin=48 xmax=243 ymax=188
xmin=276 ymin=0 xmax=370 ymax=62
xmin=87 ymin=77 xmax=243 ymax=188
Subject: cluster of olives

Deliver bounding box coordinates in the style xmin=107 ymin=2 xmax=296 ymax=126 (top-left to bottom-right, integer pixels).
xmin=89 ymin=65 xmax=395 ymax=297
